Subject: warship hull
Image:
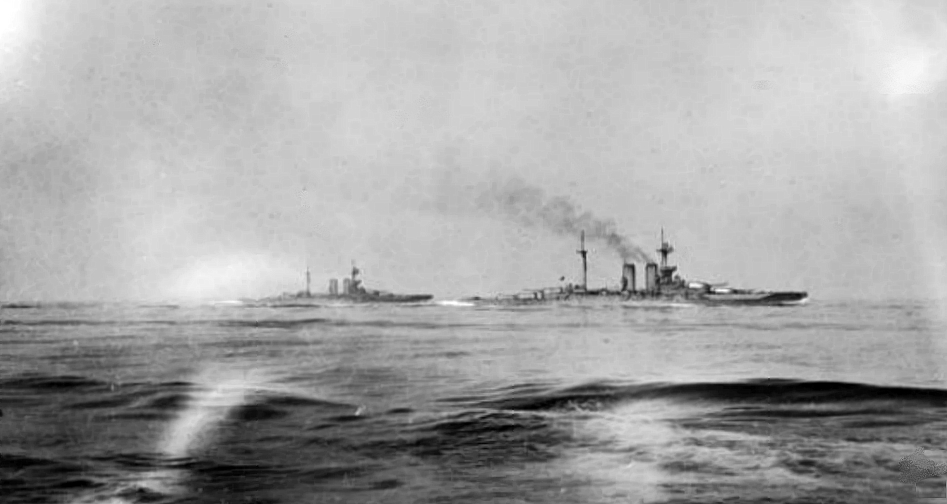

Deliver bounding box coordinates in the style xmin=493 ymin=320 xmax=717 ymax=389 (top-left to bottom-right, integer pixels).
xmin=464 ymin=230 xmax=808 ymax=308
xmin=464 ymin=290 xmax=807 ymax=307
xmin=247 ymin=294 xmax=433 ymax=307
xmin=255 ymin=262 xmax=432 ymax=306
xmin=697 ymin=291 xmax=808 ymax=306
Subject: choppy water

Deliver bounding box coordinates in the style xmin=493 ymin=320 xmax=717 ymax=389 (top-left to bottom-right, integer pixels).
xmin=1 ymin=299 xmax=946 ymax=503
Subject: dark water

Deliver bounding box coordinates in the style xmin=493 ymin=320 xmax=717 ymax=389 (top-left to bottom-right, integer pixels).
xmin=2 ymin=299 xmax=946 ymax=503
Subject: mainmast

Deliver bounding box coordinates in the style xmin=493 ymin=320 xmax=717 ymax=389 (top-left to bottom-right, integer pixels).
xmin=656 ymin=227 xmax=678 ymax=286
xmin=305 ymin=264 xmax=311 ymax=296
xmin=658 ymin=227 xmax=674 ymax=268
xmin=350 ymin=260 xmax=362 ymax=292
xmin=577 ymin=230 xmax=588 ymax=290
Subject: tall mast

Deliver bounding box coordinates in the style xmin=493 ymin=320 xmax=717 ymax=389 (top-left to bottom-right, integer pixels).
xmin=305 ymin=264 xmax=311 ymax=296
xmin=658 ymin=227 xmax=674 ymax=268
xmin=576 ymin=230 xmax=588 ymax=290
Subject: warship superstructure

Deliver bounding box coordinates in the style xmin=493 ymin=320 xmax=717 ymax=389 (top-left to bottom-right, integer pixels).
xmin=464 ymin=230 xmax=808 ymax=306
xmin=252 ymin=262 xmax=433 ymax=306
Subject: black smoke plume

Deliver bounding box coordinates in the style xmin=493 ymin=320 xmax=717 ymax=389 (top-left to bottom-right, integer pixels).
xmin=476 ymin=177 xmax=653 ymax=263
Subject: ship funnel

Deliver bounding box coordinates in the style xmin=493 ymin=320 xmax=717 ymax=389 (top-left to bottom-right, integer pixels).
xmin=622 ymin=263 xmax=636 ymax=292
xmin=645 ymin=263 xmax=658 ymax=293
xmin=342 ymin=278 xmax=352 ymax=295
xmin=328 ymin=278 xmax=339 ymax=295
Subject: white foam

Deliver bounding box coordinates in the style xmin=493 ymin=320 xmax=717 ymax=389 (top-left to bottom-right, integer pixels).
xmin=546 ymin=400 xmax=690 ymax=503
xmin=553 ymin=400 xmax=827 ymax=502
xmin=208 ymin=300 xmax=246 ymax=306
xmin=66 ymin=467 xmax=184 ymax=504
xmin=435 ymin=300 xmax=475 ymax=307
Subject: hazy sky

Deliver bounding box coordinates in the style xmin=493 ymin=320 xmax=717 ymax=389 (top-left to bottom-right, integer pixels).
xmin=0 ymin=0 xmax=945 ymax=302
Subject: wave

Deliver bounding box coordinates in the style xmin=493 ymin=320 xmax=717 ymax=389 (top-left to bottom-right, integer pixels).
xmin=0 ymin=302 xmax=41 ymax=309
xmin=0 ymin=302 xmax=104 ymax=310
xmin=1 ymin=372 xmax=354 ymax=420
xmin=0 ymin=316 xmax=477 ymax=332
xmin=0 ymin=374 xmax=110 ymax=391
xmin=357 ymin=409 xmax=566 ymax=468
xmin=467 ymin=378 xmax=947 ymax=412
xmin=0 ymin=317 xmax=334 ymax=330
xmin=217 ymin=317 xmax=332 ymax=329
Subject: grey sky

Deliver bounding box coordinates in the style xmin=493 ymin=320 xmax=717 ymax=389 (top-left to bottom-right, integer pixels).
xmin=0 ymin=0 xmax=945 ymax=301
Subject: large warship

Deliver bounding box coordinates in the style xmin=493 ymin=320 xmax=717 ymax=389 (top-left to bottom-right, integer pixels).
xmin=464 ymin=230 xmax=808 ymax=306
xmin=250 ymin=262 xmax=433 ymax=306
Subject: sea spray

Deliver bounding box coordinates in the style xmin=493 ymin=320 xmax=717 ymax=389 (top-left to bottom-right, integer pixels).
xmin=66 ymin=367 xmax=324 ymax=504
xmin=69 ymin=367 xmax=272 ymax=504
xmin=160 ymin=366 xmax=268 ymax=459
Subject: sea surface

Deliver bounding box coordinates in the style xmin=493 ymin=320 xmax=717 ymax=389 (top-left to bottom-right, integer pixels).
xmin=2 ymin=298 xmax=947 ymax=503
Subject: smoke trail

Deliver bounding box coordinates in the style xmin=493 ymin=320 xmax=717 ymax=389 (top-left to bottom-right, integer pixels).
xmin=476 ymin=176 xmax=653 ymax=263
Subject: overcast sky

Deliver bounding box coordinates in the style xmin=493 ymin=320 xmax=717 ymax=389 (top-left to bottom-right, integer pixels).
xmin=0 ymin=0 xmax=945 ymax=302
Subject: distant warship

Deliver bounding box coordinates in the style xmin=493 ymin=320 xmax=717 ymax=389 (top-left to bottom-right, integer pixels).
xmin=464 ymin=230 xmax=808 ymax=306
xmin=253 ymin=262 xmax=433 ymax=306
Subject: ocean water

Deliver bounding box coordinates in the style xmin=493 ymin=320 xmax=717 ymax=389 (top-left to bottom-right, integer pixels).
xmin=1 ymin=299 xmax=946 ymax=503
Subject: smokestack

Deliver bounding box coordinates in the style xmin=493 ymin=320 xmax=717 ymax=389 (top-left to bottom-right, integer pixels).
xmin=342 ymin=278 xmax=352 ymax=295
xmin=645 ymin=263 xmax=658 ymax=293
xmin=622 ymin=263 xmax=636 ymax=292
xmin=328 ymin=278 xmax=339 ymax=295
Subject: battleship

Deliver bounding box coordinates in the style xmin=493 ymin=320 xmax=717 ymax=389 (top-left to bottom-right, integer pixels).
xmin=248 ymin=262 xmax=433 ymax=306
xmin=464 ymin=230 xmax=808 ymax=306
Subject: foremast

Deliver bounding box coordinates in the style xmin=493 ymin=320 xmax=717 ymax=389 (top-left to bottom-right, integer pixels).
xmin=576 ymin=231 xmax=589 ymax=291
xmin=657 ymin=227 xmax=678 ymax=285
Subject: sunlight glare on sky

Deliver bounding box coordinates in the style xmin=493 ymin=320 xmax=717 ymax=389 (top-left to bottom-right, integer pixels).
xmin=0 ymin=0 xmax=29 ymax=54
